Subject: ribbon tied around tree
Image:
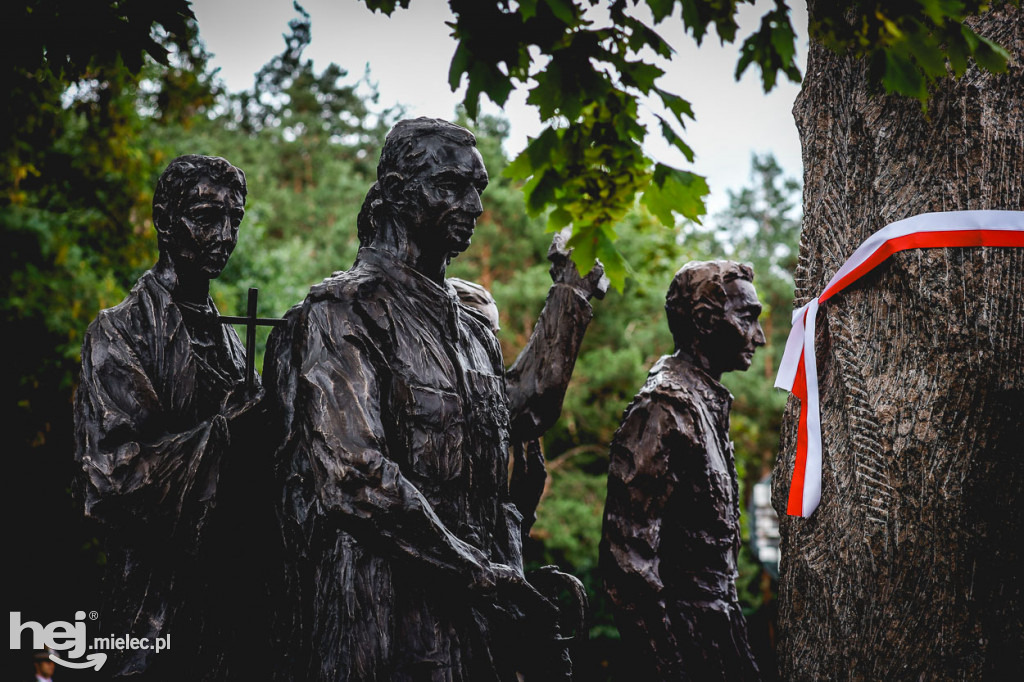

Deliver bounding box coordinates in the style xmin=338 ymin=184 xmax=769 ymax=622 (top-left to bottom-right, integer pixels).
xmin=776 ymin=210 xmax=1024 ymax=517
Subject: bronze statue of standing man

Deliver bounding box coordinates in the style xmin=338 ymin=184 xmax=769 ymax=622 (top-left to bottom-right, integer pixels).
xmin=600 ymin=260 xmax=766 ymax=681
xmin=264 ymin=118 xmax=566 ymax=681
xmin=74 ymin=155 xmax=262 ymax=679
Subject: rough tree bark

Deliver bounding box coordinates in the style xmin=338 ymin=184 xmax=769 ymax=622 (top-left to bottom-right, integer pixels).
xmin=774 ymin=4 xmax=1023 ymax=680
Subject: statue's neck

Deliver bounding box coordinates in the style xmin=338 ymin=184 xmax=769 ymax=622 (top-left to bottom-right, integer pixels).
xmin=673 ymin=347 xmax=722 ymax=382
xmin=154 ymin=255 xmax=210 ymax=305
xmin=373 ymin=219 xmax=449 ymax=284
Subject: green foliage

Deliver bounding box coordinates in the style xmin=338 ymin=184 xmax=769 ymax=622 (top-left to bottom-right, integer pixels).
xmin=736 ymin=0 xmax=803 ymax=91
xmin=811 ymin=0 xmax=1018 ymax=106
xmin=3 ymin=2 xmax=209 ymax=451
xmin=2 ymin=0 xmax=214 ymax=624
xmin=356 ymin=0 xmax=1014 ymax=293
xmin=228 ymin=2 xmax=397 ymax=162
xmin=359 ymin=0 xmax=803 ymax=292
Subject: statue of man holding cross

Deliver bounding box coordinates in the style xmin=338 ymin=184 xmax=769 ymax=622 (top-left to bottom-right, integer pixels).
xmin=73 ymin=154 xmax=264 ymax=679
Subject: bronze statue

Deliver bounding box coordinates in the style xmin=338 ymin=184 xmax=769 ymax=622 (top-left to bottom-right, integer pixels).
xmin=599 ymin=260 xmax=766 ymax=681
xmin=73 ymin=155 xmax=262 ymax=679
xmin=264 ymin=118 xmax=580 ymax=681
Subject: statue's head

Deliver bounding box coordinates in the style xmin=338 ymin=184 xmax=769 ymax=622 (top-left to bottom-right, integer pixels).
xmin=666 ymin=260 xmax=765 ymax=376
xmin=152 ymin=155 xmax=246 ymax=280
xmin=361 ymin=118 xmax=488 ymax=259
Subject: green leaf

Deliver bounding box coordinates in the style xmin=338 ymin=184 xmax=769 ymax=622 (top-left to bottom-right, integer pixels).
xmin=505 ymin=146 xmax=534 ymax=181
xmin=945 ymin=31 xmax=969 ymax=76
xmin=641 ymin=164 xmax=709 ymax=225
xmin=908 ymin=33 xmax=949 ymax=78
xmin=881 ymin=50 xmax=927 ymax=101
xmin=769 ymin=12 xmax=798 ymax=67
xmin=656 ymin=88 xmax=695 ymax=123
xmin=526 ymin=168 xmax=563 ymax=214
xmin=594 ymin=229 xmax=628 ymax=292
xmin=465 ymin=62 xmax=514 ymax=115
xmin=360 ymin=0 xmax=409 ymax=15
xmin=547 ymin=206 xmax=573 ymax=232
xmin=657 ymin=115 xmax=694 ymax=163
xmin=974 ymin=34 xmax=1010 ymax=73
xmin=543 ymin=0 xmax=577 ymax=26
xmin=449 ymin=42 xmax=469 ymax=91
xmin=528 ymin=126 xmax=562 ymax=170
xmin=917 ymin=0 xmax=964 ymax=26
xmin=519 ymin=0 xmax=539 ymax=21
xmin=526 ymin=62 xmax=564 ymax=119
xmin=620 ymin=60 xmax=664 ymax=94
xmin=624 ymin=18 xmax=673 ymax=58
xmin=960 ymin=22 xmax=980 ymax=52
xmin=648 ymin=0 xmax=675 ymax=23
xmin=566 ymin=225 xmax=599 ymax=271
xmin=680 ymin=0 xmax=707 ymax=44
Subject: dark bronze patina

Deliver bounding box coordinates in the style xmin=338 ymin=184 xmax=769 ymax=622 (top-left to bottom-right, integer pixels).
xmin=264 ymin=118 xmax=585 ymax=681
xmin=600 ymin=260 xmax=766 ymax=681
xmin=73 ymin=155 xmax=263 ymax=679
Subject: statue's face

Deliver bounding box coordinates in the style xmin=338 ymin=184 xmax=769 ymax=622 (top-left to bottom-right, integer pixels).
xmin=701 ymin=278 xmax=765 ymax=374
xmin=167 ymin=177 xmax=245 ymax=279
xmin=405 ymin=142 xmax=488 ymax=256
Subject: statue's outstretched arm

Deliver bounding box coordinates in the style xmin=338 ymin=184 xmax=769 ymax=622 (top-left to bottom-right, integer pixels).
xmin=506 ymin=232 xmax=608 ymax=441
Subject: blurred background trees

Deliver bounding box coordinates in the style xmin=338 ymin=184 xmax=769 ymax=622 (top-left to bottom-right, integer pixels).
xmin=3 ymin=3 xmax=797 ymax=678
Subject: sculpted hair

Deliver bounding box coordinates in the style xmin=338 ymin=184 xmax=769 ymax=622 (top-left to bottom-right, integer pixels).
xmin=152 ymin=155 xmax=246 ymax=243
xmin=666 ymin=260 xmax=754 ymax=350
xmin=357 ymin=182 xmax=381 ymax=247
xmin=362 ymin=118 xmax=476 ymax=246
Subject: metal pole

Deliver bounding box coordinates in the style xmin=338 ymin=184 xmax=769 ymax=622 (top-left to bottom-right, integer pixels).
xmin=246 ymin=287 xmax=258 ymax=392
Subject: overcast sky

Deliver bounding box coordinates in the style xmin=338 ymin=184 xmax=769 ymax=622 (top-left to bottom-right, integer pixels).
xmin=191 ymin=0 xmax=808 ymax=218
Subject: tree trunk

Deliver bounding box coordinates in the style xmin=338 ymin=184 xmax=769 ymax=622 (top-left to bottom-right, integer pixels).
xmin=774 ymin=4 xmax=1023 ymax=680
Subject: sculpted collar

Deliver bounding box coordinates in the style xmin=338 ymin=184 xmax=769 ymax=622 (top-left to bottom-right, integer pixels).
xmin=356 ymin=246 xmax=462 ymax=303
xmin=661 ymin=352 xmax=733 ymax=407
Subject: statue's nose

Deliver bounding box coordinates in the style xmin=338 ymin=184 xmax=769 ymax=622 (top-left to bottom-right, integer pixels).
xmin=462 ymin=188 xmax=483 ymax=217
xmin=754 ymin=324 xmax=767 ymax=346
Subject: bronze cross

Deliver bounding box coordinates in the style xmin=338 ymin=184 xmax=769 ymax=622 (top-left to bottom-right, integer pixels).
xmin=219 ymin=287 xmax=286 ymax=392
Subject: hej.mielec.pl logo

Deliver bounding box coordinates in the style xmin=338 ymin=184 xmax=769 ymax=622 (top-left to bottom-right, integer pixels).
xmin=11 ymin=610 xmax=172 ymax=671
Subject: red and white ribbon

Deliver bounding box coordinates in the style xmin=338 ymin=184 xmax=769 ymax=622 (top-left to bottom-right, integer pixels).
xmin=776 ymin=210 xmax=1024 ymax=518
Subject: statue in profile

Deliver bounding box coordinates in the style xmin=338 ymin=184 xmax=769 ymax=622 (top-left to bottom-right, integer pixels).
xmin=599 ymin=260 xmax=766 ymax=681
xmin=264 ymin=118 xmax=584 ymax=681
xmin=73 ymin=155 xmax=262 ymax=679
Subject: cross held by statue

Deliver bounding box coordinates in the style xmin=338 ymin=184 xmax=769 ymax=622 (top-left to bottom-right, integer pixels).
xmin=219 ymin=287 xmax=286 ymax=392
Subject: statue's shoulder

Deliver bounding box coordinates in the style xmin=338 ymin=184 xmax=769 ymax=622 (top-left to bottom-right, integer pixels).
xmin=639 ymin=355 xmax=700 ymax=407
xmin=86 ymin=270 xmax=165 ymax=340
xmin=280 ymin=263 xmax=394 ymax=342
xmin=306 ymin=262 xmax=391 ymax=306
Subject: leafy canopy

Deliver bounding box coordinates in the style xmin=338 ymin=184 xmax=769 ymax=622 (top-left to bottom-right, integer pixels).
xmin=361 ymin=0 xmax=1015 ymax=291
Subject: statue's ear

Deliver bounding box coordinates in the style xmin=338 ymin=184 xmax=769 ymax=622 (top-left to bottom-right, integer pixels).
xmin=379 ymin=171 xmax=405 ymax=201
xmin=691 ymin=304 xmax=717 ymax=336
xmin=152 ymin=201 xmax=171 ymax=241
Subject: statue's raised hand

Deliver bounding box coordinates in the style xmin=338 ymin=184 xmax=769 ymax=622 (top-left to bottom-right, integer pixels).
xmin=548 ymin=228 xmax=610 ymax=300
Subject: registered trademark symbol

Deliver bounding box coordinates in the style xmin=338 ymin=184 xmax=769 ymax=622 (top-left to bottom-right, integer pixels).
xmin=89 ymin=611 xmax=99 ymax=620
